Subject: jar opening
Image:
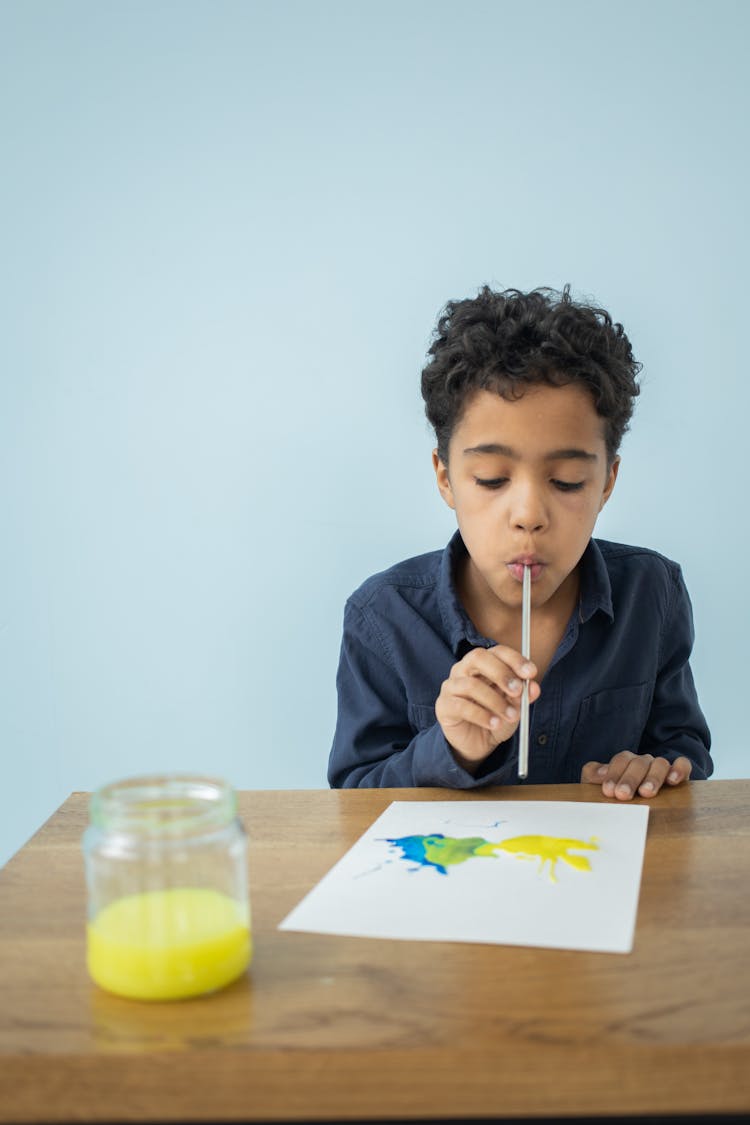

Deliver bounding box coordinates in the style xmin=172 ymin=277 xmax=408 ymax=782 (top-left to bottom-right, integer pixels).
xmin=90 ymin=775 xmax=236 ymax=837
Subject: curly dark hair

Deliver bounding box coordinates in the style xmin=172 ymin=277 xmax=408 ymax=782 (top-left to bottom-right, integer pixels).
xmin=421 ymin=284 xmax=641 ymax=464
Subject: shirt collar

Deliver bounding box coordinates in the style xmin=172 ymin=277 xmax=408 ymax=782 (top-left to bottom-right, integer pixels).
xmin=437 ymin=531 xmax=614 ymax=655
xmin=437 ymin=532 xmax=484 ymax=653
xmin=578 ymin=537 xmax=614 ymax=623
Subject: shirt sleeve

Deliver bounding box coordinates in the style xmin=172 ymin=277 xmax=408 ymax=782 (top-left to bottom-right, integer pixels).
xmin=638 ymin=564 xmax=713 ymax=778
xmin=327 ymin=600 xmax=486 ymax=789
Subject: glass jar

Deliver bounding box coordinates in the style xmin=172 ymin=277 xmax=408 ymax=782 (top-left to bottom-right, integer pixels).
xmin=82 ymin=774 xmax=251 ymax=1001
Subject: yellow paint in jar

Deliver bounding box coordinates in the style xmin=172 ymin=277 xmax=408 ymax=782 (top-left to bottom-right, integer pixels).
xmin=87 ymin=887 xmax=251 ymax=1000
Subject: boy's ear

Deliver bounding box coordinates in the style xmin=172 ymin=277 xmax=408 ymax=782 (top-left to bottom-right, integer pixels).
xmin=432 ymin=449 xmax=456 ymax=510
xmin=599 ymin=455 xmax=620 ymax=511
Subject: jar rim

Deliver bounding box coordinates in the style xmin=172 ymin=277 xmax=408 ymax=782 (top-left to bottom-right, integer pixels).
xmin=90 ymin=774 xmax=237 ymax=837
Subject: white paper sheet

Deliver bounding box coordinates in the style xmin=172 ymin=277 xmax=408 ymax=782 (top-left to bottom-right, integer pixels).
xmin=279 ymin=801 xmax=650 ymax=953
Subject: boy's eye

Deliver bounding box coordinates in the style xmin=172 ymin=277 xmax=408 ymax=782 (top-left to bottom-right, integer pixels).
xmin=552 ymin=479 xmax=585 ymax=492
xmin=474 ymin=477 xmax=508 ymax=489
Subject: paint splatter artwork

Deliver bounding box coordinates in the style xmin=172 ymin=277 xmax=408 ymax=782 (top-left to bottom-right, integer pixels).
xmin=384 ymin=833 xmax=599 ymax=881
xmin=279 ymin=801 xmax=649 ymax=954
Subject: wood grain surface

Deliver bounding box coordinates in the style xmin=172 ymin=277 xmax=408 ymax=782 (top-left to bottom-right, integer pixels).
xmin=0 ymin=781 xmax=749 ymax=1122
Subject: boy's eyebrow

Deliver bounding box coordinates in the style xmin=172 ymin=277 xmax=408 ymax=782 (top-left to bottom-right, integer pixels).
xmin=545 ymin=447 xmax=599 ymax=463
xmin=463 ymin=443 xmax=599 ymax=462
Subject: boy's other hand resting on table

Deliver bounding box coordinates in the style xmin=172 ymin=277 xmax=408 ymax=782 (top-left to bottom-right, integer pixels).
xmin=435 ymin=645 xmax=540 ymax=773
xmin=581 ymin=749 xmax=693 ymax=800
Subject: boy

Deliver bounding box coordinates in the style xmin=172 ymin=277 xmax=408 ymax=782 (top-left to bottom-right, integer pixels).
xmin=328 ymin=286 xmax=712 ymax=799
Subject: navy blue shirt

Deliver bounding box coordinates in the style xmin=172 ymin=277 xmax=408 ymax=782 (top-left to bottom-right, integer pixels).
xmin=328 ymin=533 xmax=712 ymax=789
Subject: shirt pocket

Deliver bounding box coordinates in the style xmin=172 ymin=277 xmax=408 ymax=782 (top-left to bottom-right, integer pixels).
xmin=571 ymin=682 xmax=652 ymax=760
xmin=407 ymin=703 xmax=438 ymax=733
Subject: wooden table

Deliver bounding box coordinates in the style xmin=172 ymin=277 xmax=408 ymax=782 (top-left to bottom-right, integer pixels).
xmin=1 ymin=781 xmax=749 ymax=1123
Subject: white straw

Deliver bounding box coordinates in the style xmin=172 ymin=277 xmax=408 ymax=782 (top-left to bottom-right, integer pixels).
xmin=518 ymin=565 xmax=531 ymax=779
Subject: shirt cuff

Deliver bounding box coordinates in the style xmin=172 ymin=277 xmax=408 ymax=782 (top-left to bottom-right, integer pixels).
xmin=411 ymin=723 xmax=516 ymax=788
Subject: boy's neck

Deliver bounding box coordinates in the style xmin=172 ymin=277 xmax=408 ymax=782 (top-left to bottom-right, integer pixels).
xmin=457 ymin=556 xmax=581 ymax=653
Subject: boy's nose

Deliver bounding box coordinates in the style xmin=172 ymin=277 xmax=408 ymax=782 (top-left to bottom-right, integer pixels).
xmin=513 ymin=514 xmax=546 ymax=532
xmin=510 ymin=486 xmax=548 ymax=532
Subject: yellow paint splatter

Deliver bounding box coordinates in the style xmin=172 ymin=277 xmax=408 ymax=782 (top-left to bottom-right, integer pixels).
xmin=494 ymin=835 xmax=599 ymax=882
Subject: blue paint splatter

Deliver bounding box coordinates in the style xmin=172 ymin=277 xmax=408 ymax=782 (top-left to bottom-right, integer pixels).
xmin=383 ymin=834 xmax=448 ymax=875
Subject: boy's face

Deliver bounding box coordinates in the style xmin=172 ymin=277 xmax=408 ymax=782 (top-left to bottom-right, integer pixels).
xmin=433 ymin=383 xmax=619 ymax=614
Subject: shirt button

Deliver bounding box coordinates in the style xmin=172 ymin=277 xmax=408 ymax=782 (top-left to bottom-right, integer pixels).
xmin=537 ymin=734 xmax=548 ymax=746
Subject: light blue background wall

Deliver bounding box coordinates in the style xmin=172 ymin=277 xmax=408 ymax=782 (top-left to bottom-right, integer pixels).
xmin=2 ymin=0 xmax=747 ymax=865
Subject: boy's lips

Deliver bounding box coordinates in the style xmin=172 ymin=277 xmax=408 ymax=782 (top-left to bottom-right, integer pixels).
xmin=507 ymin=557 xmax=546 ymax=582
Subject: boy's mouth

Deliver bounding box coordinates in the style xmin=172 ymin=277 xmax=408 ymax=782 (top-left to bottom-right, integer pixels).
xmin=507 ymin=557 xmax=546 ymax=583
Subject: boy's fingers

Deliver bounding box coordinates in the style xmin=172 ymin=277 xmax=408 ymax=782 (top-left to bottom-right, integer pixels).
xmin=485 ymin=645 xmax=538 ymax=683
xmin=453 ymin=649 xmax=509 ymax=690
xmin=602 ymin=752 xmax=652 ymax=800
xmin=442 ymin=696 xmax=505 ymax=733
xmin=600 ymin=750 xmax=637 ymax=793
xmin=450 ymin=676 xmax=516 ymax=721
xmin=457 ymin=648 xmax=538 ymax=698
xmin=594 ymin=752 xmax=694 ymax=799
xmin=580 ymin=761 xmax=607 ymax=783
xmin=666 ymin=757 xmax=693 ymax=785
xmin=636 ymin=757 xmax=671 ymax=797
xmin=527 ymin=680 xmax=542 ymax=703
